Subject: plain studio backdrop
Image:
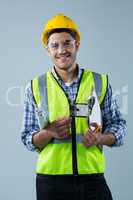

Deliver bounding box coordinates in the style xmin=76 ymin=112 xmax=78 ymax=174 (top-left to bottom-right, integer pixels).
xmin=0 ymin=0 xmax=131 ymax=199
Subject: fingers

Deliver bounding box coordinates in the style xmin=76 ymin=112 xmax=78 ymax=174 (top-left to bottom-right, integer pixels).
xmin=82 ymin=132 xmax=97 ymax=147
xmin=55 ymin=126 xmax=70 ymax=139
xmin=55 ymin=117 xmax=72 ymax=127
xmin=55 ymin=132 xmax=70 ymax=139
xmin=89 ymin=123 xmax=102 ymax=133
xmin=55 ymin=123 xmax=71 ymax=132
xmin=82 ymin=126 xmax=99 ymax=147
xmin=47 ymin=117 xmax=72 ymax=139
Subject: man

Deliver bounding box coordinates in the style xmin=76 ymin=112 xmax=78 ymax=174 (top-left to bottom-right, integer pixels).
xmin=21 ymin=13 xmax=126 ymax=200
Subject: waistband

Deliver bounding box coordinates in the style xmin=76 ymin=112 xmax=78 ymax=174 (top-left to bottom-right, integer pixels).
xmin=36 ymin=173 xmax=104 ymax=181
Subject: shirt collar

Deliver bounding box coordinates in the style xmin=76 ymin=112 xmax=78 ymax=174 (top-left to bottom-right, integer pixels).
xmin=51 ymin=65 xmax=83 ymax=85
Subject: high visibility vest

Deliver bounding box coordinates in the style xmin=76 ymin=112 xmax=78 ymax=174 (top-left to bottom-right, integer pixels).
xmin=32 ymin=69 xmax=108 ymax=175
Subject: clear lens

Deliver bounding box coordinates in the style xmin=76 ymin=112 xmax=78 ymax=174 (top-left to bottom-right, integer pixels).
xmin=47 ymin=40 xmax=75 ymax=51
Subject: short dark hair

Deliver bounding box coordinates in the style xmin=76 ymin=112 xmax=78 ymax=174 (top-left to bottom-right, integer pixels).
xmin=47 ymin=28 xmax=77 ymax=43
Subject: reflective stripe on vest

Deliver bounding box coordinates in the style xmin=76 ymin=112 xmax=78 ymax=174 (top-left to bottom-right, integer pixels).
xmin=32 ymin=69 xmax=108 ymax=175
xmin=93 ymin=72 xmax=108 ymax=104
xmin=32 ymin=74 xmax=49 ymax=128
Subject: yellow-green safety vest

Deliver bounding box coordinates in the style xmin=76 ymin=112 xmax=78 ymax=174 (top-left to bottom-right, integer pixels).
xmin=32 ymin=69 xmax=108 ymax=175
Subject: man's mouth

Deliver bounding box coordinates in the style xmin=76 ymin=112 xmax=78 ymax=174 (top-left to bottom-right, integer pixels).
xmin=56 ymin=54 xmax=71 ymax=59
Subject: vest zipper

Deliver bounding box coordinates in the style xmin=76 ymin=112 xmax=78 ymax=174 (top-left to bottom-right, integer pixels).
xmin=50 ymin=69 xmax=84 ymax=176
xmin=71 ymin=114 xmax=78 ymax=175
xmin=70 ymin=69 xmax=84 ymax=175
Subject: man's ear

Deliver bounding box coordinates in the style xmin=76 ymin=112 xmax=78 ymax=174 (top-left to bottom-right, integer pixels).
xmin=75 ymin=40 xmax=80 ymax=50
xmin=45 ymin=46 xmax=50 ymax=54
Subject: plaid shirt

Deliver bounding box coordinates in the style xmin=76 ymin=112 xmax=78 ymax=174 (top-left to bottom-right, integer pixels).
xmin=21 ymin=67 xmax=126 ymax=151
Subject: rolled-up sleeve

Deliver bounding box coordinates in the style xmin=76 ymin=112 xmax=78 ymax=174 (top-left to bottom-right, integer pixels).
xmin=101 ymin=83 xmax=127 ymax=147
xmin=21 ymin=82 xmax=40 ymax=152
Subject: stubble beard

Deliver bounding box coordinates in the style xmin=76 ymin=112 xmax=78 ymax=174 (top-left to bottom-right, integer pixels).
xmin=54 ymin=52 xmax=77 ymax=73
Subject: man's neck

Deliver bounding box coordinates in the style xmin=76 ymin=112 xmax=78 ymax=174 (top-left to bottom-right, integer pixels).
xmin=54 ymin=63 xmax=78 ymax=83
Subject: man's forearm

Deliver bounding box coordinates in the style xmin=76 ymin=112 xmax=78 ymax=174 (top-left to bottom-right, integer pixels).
xmin=32 ymin=129 xmax=53 ymax=150
xmin=98 ymin=132 xmax=116 ymax=146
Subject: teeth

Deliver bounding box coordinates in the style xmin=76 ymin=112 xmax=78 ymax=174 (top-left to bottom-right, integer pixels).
xmin=58 ymin=55 xmax=70 ymax=58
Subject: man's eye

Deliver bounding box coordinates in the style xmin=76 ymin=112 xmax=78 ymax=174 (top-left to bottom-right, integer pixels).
xmin=51 ymin=44 xmax=58 ymax=48
xmin=64 ymin=42 xmax=70 ymax=47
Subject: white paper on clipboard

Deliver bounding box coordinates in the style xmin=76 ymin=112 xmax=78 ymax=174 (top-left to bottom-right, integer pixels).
xmin=89 ymin=89 xmax=102 ymax=127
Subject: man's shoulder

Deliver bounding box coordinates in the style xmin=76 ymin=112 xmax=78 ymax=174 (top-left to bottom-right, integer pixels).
xmin=82 ymin=69 xmax=108 ymax=83
xmin=83 ymin=68 xmax=107 ymax=76
xmin=31 ymin=72 xmax=48 ymax=81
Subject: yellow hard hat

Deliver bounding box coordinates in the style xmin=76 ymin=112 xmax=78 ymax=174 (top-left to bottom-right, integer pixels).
xmin=41 ymin=13 xmax=80 ymax=45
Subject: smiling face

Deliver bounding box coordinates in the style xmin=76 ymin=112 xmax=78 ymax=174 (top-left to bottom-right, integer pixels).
xmin=46 ymin=32 xmax=80 ymax=72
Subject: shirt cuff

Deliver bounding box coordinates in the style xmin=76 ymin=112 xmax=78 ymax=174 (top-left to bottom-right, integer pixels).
xmin=103 ymin=126 xmax=124 ymax=147
xmin=28 ymin=130 xmax=40 ymax=152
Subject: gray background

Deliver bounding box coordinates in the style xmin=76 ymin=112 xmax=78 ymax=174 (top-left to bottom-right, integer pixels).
xmin=0 ymin=0 xmax=131 ymax=199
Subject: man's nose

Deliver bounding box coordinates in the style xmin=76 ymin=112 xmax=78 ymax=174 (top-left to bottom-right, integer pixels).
xmin=58 ymin=44 xmax=66 ymax=54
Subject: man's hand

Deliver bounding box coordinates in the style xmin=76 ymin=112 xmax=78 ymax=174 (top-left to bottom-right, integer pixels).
xmin=46 ymin=117 xmax=72 ymax=139
xmin=33 ymin=117 xmax=72 ymax=150
xmin=82 ymin=125 xmax=103 ymax=148
xmin=82 ymin=122 xmax=116 ymax=148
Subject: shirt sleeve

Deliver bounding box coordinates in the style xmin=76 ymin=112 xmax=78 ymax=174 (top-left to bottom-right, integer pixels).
xmin=21 ymin=82 xmax=40 ymax=152
xmin=101 ymin=82 xmax=127 ymax=147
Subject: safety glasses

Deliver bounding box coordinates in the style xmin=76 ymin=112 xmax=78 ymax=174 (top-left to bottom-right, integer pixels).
xmin=46 ymin=40 xmax=76 ymax=51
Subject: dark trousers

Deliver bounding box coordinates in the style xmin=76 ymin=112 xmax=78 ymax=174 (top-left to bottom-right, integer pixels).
xmin=36 ymin=174 xmax=113 ymax=200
